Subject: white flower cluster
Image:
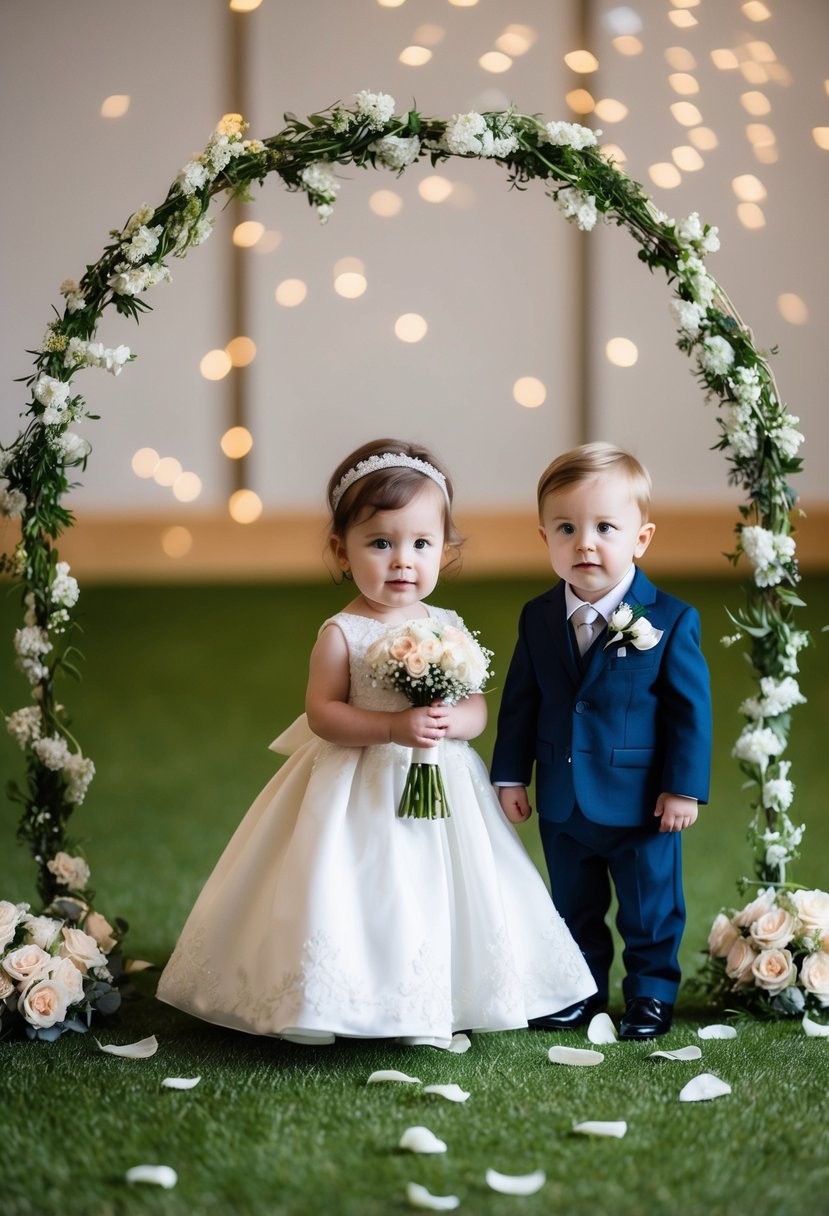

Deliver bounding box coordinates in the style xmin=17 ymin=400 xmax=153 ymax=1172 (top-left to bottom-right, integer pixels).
xmin=177 ymin=115 xmax=263 ymax=199
xmin=675 ymin=211 xmax=721 ymax=255
xmin=733 ymin=724 xmax=783 ymax=768
xmin=6 ymin=705 xmax=43 ymax=749
xmin=554 ymin=186 xmax=598 ymax=231
xmin=0 ymin=486 xmax=26 ymax=518
xmin=59 ymin=279 xmax=87 ymax=314
xmin=31 ymin=736 xmax=96 ymax=805
xmin=107 ymin=260 xmax=172 ymax=298
xmin=707 ymin=887 xmax=829 ymax=1008
xmin=541 ymin=120 xmax=600 ymax=150
xmin=779 ymin=627 xmax=810 ymax=675
xmin=740 ymin=675 xmax=806 ymax=722
xmin=51 ymin=561 xmax=80 ymax=608
xmin=0 ymin=897 xmax=118 ymax=1033
xmin=369 ymin=134 xmax=421 ymax=171
xmin=47 ymin=850 xmax=90 ymax=890
xmin=739 ymin=524 xmax=797 ymax=588
xmin=699 ymin=335 xmax=734 ymax=377
xmin=762 ymin=759 xmax=795 ymax=813
xmin=33 ymin=374 xmax=72 ymax=426
xmin=121 ymin=223 xmax=162 ymax=265
xmin=299 ymin=161 xmax=341 ymax=223
xmin=441 ymin=111 xmax=519 ymax=159
xmin=14 ymin=625 xmax=51 ymax=685
xmin=353 ymin=90 xmax=396 ymax=131
xmin=64 ymin=337 xmax=131 ymax=376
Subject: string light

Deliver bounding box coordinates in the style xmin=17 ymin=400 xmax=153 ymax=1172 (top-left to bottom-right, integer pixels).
xmin=399 ymin=46 xmax=432 ymax=66
xmin=605 ymin=338 xmax=639 ymax=367
xmin=369 ymin=190 xmax=404 ymax=217
xmin=564 ymin=50 xmax=599 ymax=73
xmin=161 ymin=527 xmax=193 ymax=558
xmin=228 ymin=490 xmax=263 ymax=524
xmin=221 ymin=427 xmax=254 ymax=459
xmin=275 ymin=279 xmax=307 ymax=307
xmin=479 ymin=51 xmax=512 ymax=73
xmin=200 ymin=350 xmax=232 ymax=380
xmin=100 ymin=96 xmax=130 ymax=118
xmin=512 ymin=377 xmax=547 ymax=408
xmin=394 ymin=314 xmax=428 ymax=343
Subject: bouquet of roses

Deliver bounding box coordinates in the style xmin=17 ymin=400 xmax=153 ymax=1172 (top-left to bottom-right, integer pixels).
xmin=0 ymin=853 xmax=125 ymax=1041
xmin=366 ymin=618 xmax=493 ymax=819
xmin=699 ymin=885 xmax=829 ymax=1020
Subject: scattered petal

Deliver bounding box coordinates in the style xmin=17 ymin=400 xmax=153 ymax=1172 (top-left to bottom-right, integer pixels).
xmin=423 ymin=1083 xmax=470 ymax=1103
xmin=367 ymin=1069 xmax=421 ymax=1084
xmin=399 ymin=1126 xmax=448 ymax=1154
xmin=400 ymin=1036 xmax=454 ymax=1049
xmin=486 ymin=1168 xmax=546 ymax=1196
xmin=125 ymin=1165 xmax=177 ymax=1188
xmin=161 ymin=1076 xmax=201 ymax=1089
xmin=802 ymin=1014 xmax=829 ymax=1038
xmin=678 ymin=1073 xmax=732 ymax=1102
xmin=648 ymin=1045 xmax=702 ymax=1061
xmin=573 ymin=1121 xmax=627 ymax=1138
xmin=124 ymin=959 xmax=154 ymax=973
xmin=548 ymin=1045 xmax=604 ymax=1066
xmin=697 ymin=1024 xmax=737 ymax=1040
xmin=406 ymin=1181 xmax=460 ymax=1210
xmin=449 ymin=1032 xmax=472 ymax=1053
xmin=95 ymin=1035 xmax=158 ymax=1058
xmin=587 ymin=1012 xmax=618 ymax=1044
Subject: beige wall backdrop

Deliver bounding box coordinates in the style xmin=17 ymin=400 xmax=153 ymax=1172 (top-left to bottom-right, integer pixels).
xmin=1 ymin=0 xmax=827 ymax=577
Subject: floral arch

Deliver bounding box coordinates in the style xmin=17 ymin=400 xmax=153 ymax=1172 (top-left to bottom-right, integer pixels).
xmin=0 ymin=93 xmax=811 ymax=1033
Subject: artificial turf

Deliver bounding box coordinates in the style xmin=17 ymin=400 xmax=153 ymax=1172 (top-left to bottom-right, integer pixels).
xmin=1 ymin=577 xmax=828 ymax=1216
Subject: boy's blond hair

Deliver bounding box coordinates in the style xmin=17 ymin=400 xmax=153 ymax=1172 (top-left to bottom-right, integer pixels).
xmin=537 ymin=442 xmax=652 ymax=521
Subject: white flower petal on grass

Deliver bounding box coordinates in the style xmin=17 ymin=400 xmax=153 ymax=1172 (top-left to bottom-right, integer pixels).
xmin=697 ymin=1024 xmax=737 ymax=1040
xmin=406 ymin=1182 xmax=460 ymax=1210
xmin=95 ymin=1035 xmax=159 ymax=1058
xmin=124 ymin=959 xmax=154 ymax=973
xmin=367 ymin=1069 xmax=421 ymax=1084
xmin=587 ymin=1012 xmax=618 ymax=1044
xmin=423 ymin=1083 xmax=471 ymax=1103
xmin=399 ymin=1126 xmax=448 ymax=1154
xmin=678 ymin=1073 xmax=732 ymax=1102
xmin=802 ymin=1014 xmax=829 ymax=1038
xmin=449 ymin=1032 xmax=472 ymax=1053
xmin=125 ymin=1165 xmax=177 ymax=1188
xmin=161 ymin=1076 xmax=201 ymax=1089
xmin=548 ymin=1045 xmax=604 ymax=1066
xmin=400 ymin=1036 xmax=454 ymax=1050
xmin=573 ymin=1121 xmax=627 ymax=1138
xmin=648 ymin=1045 xmax=702 ymax=1062
xmin=486 ymin=1168 xmax=546 ymax=1196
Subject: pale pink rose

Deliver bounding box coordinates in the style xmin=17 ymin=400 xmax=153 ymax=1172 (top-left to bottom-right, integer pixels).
xmin=733 ymin=887 xmax=776 ymax=928
xmin=20 ymin=978 xmax=70 ymax=1028
xmin=418 ymin=637 xmax=443 ymax=663
xmin=46 ymin=850 xmax=91 ymax=890
xmin=751 ymin=947 xmax=797 ymax=995
xmin=59 ymin=926 xmax=107 ymax=975
xmin=2 ymin=942 xmax=52 ymax=983
xmin=389 ymin=636 xmax=417 ymax=660
xmin=0 ymin=900 xmax=24 ymax=951
xmin=750 ymin=907 xmax=797 ymax=951
xmin=708 ymin=913 xmax=741 ymax=958
xmin=0 ymin=970 xmax=14 ymax=999
xmin=84 ymin=911 xmax=117 ymax=953
xmin=404 ymin=652 xmax=429 ymax=678
xmin=791 ymin=889 xmax=829 ymax=939
xmin=48 ymin=956 xmax=85 ymax=1005
xmin=24 ymin=914 xmax=63 ymax=951
xmin=800 ymin=951 xmax=829 ymax=1007
xmin=725 ymin=936 xmax=757 ymax=985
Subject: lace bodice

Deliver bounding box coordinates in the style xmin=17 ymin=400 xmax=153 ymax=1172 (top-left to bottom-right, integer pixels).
xmin=321 ymin=607 xmax=464 ymax=712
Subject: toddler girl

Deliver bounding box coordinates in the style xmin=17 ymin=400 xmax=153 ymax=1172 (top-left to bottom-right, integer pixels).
xmin=157 ymin=439 xmax=595 ymax=1043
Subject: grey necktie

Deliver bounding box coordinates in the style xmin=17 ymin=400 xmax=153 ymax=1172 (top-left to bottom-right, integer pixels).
xmin=572 ymin=603 xmax=601 ymax=656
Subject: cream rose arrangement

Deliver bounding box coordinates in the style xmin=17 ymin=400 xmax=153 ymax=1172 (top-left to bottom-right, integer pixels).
xmin=699 ymin=886 xmax=829 ymax=1019
xmin=366 ymin=617 xmax=493 ymax=819
xmin=0 ymin=876 xmax=124 ymax=1041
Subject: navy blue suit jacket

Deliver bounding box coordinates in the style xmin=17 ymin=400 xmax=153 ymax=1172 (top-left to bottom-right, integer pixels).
xmin=491 ymin=568 xmax=712 ymax=827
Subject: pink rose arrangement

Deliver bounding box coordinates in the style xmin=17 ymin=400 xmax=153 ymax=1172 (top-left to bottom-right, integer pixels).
xmin=702 ymin=886 xmax=829 ymax=1018
xmin=366 ymin=618 xmax=493 ymax=818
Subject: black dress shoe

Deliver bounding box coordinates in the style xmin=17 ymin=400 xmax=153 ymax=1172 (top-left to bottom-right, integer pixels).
xmin=528 ymin=995 xmax=606 ymax=1032
xmin=618 ymin=997 xmax=673 ymax=1040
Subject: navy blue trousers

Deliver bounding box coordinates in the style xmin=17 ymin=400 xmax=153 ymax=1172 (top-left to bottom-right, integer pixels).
xmin=539 ymin=806 xmax=685 ymax=1005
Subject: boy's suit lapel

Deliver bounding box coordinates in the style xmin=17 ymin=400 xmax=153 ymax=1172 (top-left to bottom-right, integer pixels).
xmin=579 ymin=567 xmax=659 ymax=689
xmin=542 ymin=583 xmax=581 ymax=687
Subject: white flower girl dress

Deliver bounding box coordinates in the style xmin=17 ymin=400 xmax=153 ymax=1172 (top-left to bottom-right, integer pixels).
xmin=157 ymin=608 xmax=595 ymax=1043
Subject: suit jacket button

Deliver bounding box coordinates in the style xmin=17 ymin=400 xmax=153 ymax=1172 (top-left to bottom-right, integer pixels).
xmin=575 ymin=700 xmax=589 ymax=713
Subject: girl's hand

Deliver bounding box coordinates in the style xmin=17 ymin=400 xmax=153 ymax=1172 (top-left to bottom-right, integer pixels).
xmin=391 ymin=703 xmax=450 ymax=748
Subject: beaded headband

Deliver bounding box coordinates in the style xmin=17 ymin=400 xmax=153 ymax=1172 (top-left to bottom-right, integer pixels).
xmin=331 ymin=453 xmax=450 ymax=510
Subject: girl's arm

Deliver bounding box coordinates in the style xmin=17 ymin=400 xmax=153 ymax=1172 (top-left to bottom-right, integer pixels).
xmin=443 ymin=692 xmax=487 ymax=742
xmin=305 ymin=624 xmax=449 ymax=749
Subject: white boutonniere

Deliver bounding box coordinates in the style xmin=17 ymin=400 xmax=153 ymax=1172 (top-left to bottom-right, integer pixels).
xmin=605 ymin=601 xmax=663 ymax=651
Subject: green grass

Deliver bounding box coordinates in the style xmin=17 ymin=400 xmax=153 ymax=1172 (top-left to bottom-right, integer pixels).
xmin=1 ymin=577 xmax=828 ymax=1216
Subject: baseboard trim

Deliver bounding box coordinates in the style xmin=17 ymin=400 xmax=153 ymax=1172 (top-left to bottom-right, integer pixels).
xmin=2 ymin=505 xmax=827 ymax=580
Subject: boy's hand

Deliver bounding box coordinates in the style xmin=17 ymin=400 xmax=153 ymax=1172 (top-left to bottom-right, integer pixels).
xmin=655 ymin=792 xmax=698 ymax=833
xmin=498 ymin=786 xmax=533 ymax=824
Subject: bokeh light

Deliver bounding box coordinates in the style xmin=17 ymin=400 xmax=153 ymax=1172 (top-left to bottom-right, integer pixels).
xmin=173 ymin=473 xmax=202 ymax=503
xmin=565 ymin=89 xmax=595 ymax=115
xmin=275 ymin=279 xmax=308 ymax=307
xmin=225 ymin=336 xmax=257 ymax=367
xmin=394 ymin=314 xmax=428 ymax=343
xmin=564 ymin=50 xmax=599 ymax=73
xmin=418 ymin=176 xmax=453 ymax=203
xmin=594 ymin=98 xmax=628 ymax=123
xmin=777 ymin=294 xmax=809 ymax=325
xmin=605 ymin=338 xmax=639 ymax=367
xmin=742 ymin=1 xmax=771 ymax=20
xmin=479 ymin=51 xmax=512 ymax=73
xmin=512 ymin=377 xmax=547 ymax=408
xmin=161 ymin=527 xmax=193 ymax=558
xmin=689 ymin=126 xmax=718 ymax=150
xmin=737 ymin=203 xmax=766 ymax=229
xmin=648 ymin=163 xmax=682 ymax=189
xmin=613 ymin=36 xmax=643 ymax=55
xmin=665 ymin=47 xmax=696 ymax=70
xmin=153 ymin=457 xmax=183 ymax=487
xmin=221 ymin=427 xmax=254 ymax=459
xmin=495 ymin=25 xmax=536 ymax=56
xmin=132 ymin=448 xmax=159 ymax=478
xmin=369 ymin=189 xmax=404 ymax=217
xmin=671 ymin=102 xmax=703 ymax=126
xmin=334 ymin=272 xmax=368 ymax=299
xmin=399 ymin=45 xmax=432 ymax=66
xmin=233 ymin=221 xmax=265 ymax=247
xmin=669 ymin=73 xmax=699 ymax=95
xmin=672 ymin=146 xmax=704 ymax=171
xmin=228 ymin=489 xmax=263 ymax=524
xmin=200 ymin=349 xmax=233 ymax=380
xmin=741 ymin=92 xmax=771 ymax=115
xmin=711 ymin=48 xmax=739 ymax=70
xmin=101 ymin=95 xmax=130 ymax=118
xmin=732 ymin=174 xmax=766 ymax=201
